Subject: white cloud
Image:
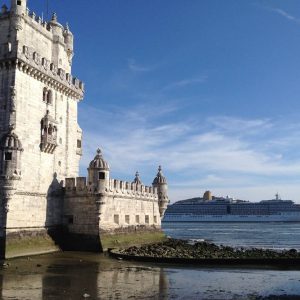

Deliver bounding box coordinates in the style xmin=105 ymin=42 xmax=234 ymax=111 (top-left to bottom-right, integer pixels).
xmin=271 ymin=8 xmax=300 ymax=23
xmin=260 ymin=5 xmax=300 ymax=24
xmin=79 ymin=102 xmax=300 ymax=203
xmin=162 ymin=76 xmax=208 ymax=91
xmin=127 ymin=58 xmax=158 ymax=72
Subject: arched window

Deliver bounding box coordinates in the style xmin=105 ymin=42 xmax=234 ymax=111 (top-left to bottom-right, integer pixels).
xmin=47 ymin=90 xmax=53 ymax=104
xmin=48 ymin=124 xmax=53 ymax=135
xmin=40 ymin=111 xmax=58 ymax=154
xmin=43 ymin=88 xmax=47 ymax=102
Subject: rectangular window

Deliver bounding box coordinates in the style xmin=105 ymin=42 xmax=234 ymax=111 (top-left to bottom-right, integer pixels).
xmin=125 ymin=215 xmax=130 ymax=224
xmin=4 ymin=152 xmax=12 ymax=161
xmin=145 ymin=215 xmax=149 ymax=224
xmin=114 ymin=214 xmax=119 ymax=225
xmin=98 ymin=172 xmax=105 ymax=180
xmin=17 ymin=0 xmax=22 ymax=5
xmin=77 ymin=139 xmax=82 ymax=148
xmin=154 ymin=216 xmax=157 ymax=223
xmin=135 ymin=215 xmax=140 ymax=224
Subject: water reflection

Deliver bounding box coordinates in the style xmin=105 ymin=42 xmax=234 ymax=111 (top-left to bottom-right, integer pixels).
xmin=1 ymin=252 xmax=300 ymax=299
xmin=0 ymin=252 xmax=168 ymax=300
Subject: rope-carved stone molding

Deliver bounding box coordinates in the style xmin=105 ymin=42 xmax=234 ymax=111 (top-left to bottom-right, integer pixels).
xmin=16 ymin=191 xmax=47 ymax=197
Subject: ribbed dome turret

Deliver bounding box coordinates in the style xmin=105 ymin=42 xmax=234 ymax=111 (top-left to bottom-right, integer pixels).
xmin=0 ymin=130 xmax=23 ymax=151
xmin=89 ymin=149 xmax=110 ymax=170
xmin=152 ymin=165 xmax=167 ymax=185
xmin=133 ymin=171 xmax=142 ymax=185
xmin=49 ymin=12 xmax=62 ymax=26
xmin=48 ymin=12 xmax=64 ymax=36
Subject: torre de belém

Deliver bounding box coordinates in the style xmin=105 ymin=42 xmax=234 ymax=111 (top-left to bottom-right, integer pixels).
xmin=0 ymin=0 xmax=169 ymax=258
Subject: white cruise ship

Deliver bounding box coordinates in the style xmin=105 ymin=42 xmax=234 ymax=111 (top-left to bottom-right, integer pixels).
xmin=163 ymin=191 xmax=300 ymax=222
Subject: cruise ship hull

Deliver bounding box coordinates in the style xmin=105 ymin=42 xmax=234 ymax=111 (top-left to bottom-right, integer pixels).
xmin=163 ymin=213 xmax=300 ymax=222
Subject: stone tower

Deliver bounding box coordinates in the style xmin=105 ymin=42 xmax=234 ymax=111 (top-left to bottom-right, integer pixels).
xmin=152 ymin=166 xmax=169 ymax=217
xmin=87 ymin=149 xmax=110 ymax=194
xmin=0 ymin=0 xmax=84 ymax=258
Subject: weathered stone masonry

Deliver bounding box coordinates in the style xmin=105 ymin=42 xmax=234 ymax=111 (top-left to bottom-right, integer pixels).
xmin=0 ymin=1 xmax=169 ymax=258
xmin=64 ymin=150 xmax=169 ymax=250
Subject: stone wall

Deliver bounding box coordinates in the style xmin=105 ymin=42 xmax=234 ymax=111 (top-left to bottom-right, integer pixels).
xmin=0 ymin=3 xmax=84 ymax=258
xmin=63 ymin=176 xmax=163 ymax=250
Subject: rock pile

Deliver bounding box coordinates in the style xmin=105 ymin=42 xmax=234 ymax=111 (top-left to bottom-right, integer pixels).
xmin=116 ymin=239 xmax=300 ymax=260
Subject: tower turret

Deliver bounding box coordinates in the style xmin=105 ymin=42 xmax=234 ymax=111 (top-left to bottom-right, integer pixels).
xmin=49 ymin=12 xmax=64 ymax=39
xmin=132 ymin=171 xmax=142 ymax=185
xmin=63 ymin=23 xmax=74 ymax=65
xmin=152 ymin=166 xmax=169 ymax=217
xmin=10 ymin=0 xmax=27 ymax=15
xmin=0 ymin=127 xmax=23 ymax=212
xmin=87 ymin=149 xmax=110 ymax=193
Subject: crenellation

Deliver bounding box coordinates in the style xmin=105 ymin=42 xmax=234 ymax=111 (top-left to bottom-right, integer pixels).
xmin=65 ymin=178 xmax=75 ymax=190
xmin=16 ymin=45 xmax=84 ymax=94
xmin=30 ymin=11 xmax=35 ymax=20
xmin=75 ymin=177 xmax=87 ymax=191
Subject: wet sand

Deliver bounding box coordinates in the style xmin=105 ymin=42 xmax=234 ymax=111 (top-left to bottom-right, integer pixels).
xmin=1 ymin=252 xmax=300 ymax=299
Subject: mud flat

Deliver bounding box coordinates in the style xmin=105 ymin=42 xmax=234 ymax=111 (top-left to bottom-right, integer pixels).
xmin=109 ymin=238 xmax=300 ymax=267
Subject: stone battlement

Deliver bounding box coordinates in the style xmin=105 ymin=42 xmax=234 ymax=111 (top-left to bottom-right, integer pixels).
xmin=0 ymin=6 xmax=69 ymax=42
xmin=17 ymin=44 xmax=84 ymax=96
xmin=0 ymin=2 xmax=84 ymax=98
xmin=65 ymin=177 xmax=158 ymax=199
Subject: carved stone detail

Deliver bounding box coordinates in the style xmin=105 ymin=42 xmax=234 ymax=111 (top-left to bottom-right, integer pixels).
xmin=33 ymin=52 xmax=41 ymax=65
xmin=10 ymin=86 xmax=16 ymax=112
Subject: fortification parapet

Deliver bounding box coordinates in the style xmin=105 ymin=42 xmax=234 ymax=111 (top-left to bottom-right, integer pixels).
xmin=106 ymin=177 xmax=158 ymax=200
xmin=65 ymin=177 xmax=89 ymax=194
xmin=0 ymin=2 xmax=84 ymax=99
xmin=65 ymin=178 xmax=75 ymax=190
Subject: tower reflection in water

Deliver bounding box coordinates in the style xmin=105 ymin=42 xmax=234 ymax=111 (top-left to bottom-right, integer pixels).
xmin=0 ymin=253 xmax=169 ymax=299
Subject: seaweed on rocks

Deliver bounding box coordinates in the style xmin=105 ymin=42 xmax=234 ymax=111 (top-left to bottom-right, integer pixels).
xmin=116 ymin=239 xmax=300 ymax=260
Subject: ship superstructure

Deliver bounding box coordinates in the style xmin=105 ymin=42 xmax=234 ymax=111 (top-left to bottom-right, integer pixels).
xmin=163 ymin=192 xmax=300 ymax=222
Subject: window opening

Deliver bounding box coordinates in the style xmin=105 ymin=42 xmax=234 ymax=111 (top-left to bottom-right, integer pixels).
xmin=135 ymin=215 xmax=140 ymax=224
xmin=114 ymin=214 xmax=119 ymax=225
xmin=145 ymin=215 xmax=149 ymax=224
xmin=4 ymin=152 xmax=12 ymax=161
xmin=98 ymin=172 xmax=105 ymax=180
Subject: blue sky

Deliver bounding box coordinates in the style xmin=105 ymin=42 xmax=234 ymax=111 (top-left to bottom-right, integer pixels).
xmin=11 ymin=0 xmax=300 ymax=202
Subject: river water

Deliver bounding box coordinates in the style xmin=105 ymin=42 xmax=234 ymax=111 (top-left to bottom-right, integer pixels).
xmin=162 ymin=221 xmax=300 ymax=250
xmin=1 ymin=222 xmax=300 ymax=299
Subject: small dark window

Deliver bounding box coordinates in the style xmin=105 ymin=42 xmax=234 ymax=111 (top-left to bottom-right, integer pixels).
xmin=47 ymin=90 xmax=53 ymax=105
xmin=67 ymin=216 xmax=73 ymax=224
xmin=4 ymin=152 xmax=12 ymax=161
xmin=17 ymin=0 xmax=22 ymax=5
xmin=98 ymin=172 xmax=105 ymax=180
xmin=43 ymin=88 xmax=47 ymax=102
xmin=77 ymin=139 xmax=81 ymax=148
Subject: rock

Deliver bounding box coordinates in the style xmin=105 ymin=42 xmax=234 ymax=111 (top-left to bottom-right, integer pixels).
xmin=83 ymin=293 xmax=90 ymax=298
